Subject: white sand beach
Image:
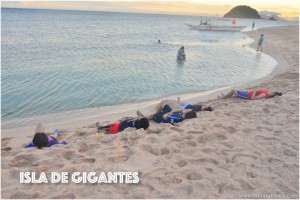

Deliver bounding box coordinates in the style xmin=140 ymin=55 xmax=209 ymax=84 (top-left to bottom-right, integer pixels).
xmin=1 ymin=25 xmax=299 ymax=198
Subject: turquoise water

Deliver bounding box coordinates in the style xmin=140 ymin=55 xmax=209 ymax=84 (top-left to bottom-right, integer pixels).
xmin=1 ymin=8 xmax=294 ymax=120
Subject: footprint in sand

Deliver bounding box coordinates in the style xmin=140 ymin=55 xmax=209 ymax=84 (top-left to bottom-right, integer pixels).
xmin=89 ymin=144 xmax=101 ymax=149
xmin=176 ymin=160 xmax=188 ymax=167
xmin=53 ymin=193 xmax=76 ymax=199
xmin=205 ymin=168 xmax=214 ymax=173
xmin=255 ymin=135 xmax=279 ymax=142
xmin=222 ymin=142 xmax=235 ymax=149
xmin=224 ymin=126 xmax=238 ymax=134
xmin=2 ymin=147 xmax=12 ymax=151
xmin=186 ymin=172 xmax=203 ymax=180
xmin=263 ymin=108 xmax=271 ymax=113
xmin=197 ymin=133 xmax=227 ymax=144
xmin=78 ymin=144 xmax=89 ymax=153
xmin=189 ymin=158 xmax=219 ymax=165
xmin=267 ymin=157 xmax=284 ymax=165
xmin=106 ymin=155 xmax=130 ymax=162
xmin=141 ymin=145 xmax=161 ymax=156
xmin=283 ymin=148 xmax=297 ymax=157
xmin=176 ymin=141 xmax=197 ymax=148
xmin=146 ymin=136 xmax=160 ymax=143
xmin=74 ymin=131 xmax=89 ymax=137
xmin=73 ymin=158 xmax=96 ymax=164
xmin=242 ymin=128 xmax=255 ymax=133
xmin=187 ymin=131 xmax=204 ymax=135
xmin=236 ymin=179 xmax=255 ymax=190
xmin=214 ymin=123 xmax=222 ymax=128
xmin=170 ymin=126 xmax=185 ymax=132
xmin=161 ymin=147 xmax=170 ymax=155
xmin=62 ymin=151 xmax=83 ymax=160
xmin=1 ymin=137 xmax=14 ymax=150
xmin=1 ymin=137 xmax=14 ymax=142
xmin=10 ymin=154 xmax=36 ymax=167
xmin=232 ymin=154 xmax=257 ymax=163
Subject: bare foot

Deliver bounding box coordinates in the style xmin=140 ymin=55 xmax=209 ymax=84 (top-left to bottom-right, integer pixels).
xmin=136 ymin=110 xmax=144 ymax=117
xmin=96 ymin=122 xmax=101 ymax=132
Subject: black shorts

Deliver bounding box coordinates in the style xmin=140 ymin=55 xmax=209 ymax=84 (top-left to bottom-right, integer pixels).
xmin=185 ymin=105 xmax=202 ymax=112
xmin=152 ymin=105 xmax=172 ymax=123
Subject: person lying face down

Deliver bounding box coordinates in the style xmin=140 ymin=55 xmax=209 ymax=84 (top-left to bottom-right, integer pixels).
xmin=176 ymin=97 xmax=213 ymax=111
xmin=26 ymin=123 xmax=67 ymax=149
xmin=219 ymin=89 xmax=282 ymax=100
xmin=96 ymin=117 xmax=149 ymax=134
xmin=137 ymin=101 xmax=197 ymax=124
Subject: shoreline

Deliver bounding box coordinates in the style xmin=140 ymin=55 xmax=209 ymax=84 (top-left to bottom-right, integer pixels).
xmin=0 ymin=25 xmax=296 ymax=137
xmin=1 ymin=25 xmax=296 ymax=137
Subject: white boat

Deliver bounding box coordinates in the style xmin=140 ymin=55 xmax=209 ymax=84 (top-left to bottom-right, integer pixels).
xmin=185 ymin=18 xmax=246 ymax=32
xmin=185 ymin=24 xmax=246 ymax=32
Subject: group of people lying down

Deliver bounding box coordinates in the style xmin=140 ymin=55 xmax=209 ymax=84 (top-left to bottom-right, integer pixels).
xmin=26 ymin=88 xmax=282 ymax=149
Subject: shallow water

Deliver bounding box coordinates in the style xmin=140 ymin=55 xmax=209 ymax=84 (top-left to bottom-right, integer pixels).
xmin=1 ymin=8 xmax=294 ymax=120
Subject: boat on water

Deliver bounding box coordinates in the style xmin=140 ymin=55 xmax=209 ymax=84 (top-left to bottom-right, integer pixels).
xmin=185 ymin=18 xmax=246 ymax=32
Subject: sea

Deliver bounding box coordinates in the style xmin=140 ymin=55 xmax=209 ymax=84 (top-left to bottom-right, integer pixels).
xmin=1 ymin=8 xmax=296 ymax=125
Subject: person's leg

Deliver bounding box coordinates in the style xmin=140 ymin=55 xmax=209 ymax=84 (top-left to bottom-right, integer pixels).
xmin=257 ymin=44 xmax=262 ymax=52
xmin=177 ymin=97 xmax=184 ymax=105
xmin=136 ymin=111 xmax=154 ymax=120
xmin=137 ymin=104 xmax=172 ymax=122
xmin=155 ymin=100 xmax=175 ymax=112
xmin=96 ymin=122 xmax=110 ymax=132
xmin=35 ymin=123 xmax=45 ymax=134
xmin=221 ymin=90 xmax=236 ymax=99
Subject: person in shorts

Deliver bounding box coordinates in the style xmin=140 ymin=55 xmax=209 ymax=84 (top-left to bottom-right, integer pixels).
xmin=136 ymin=100 xmax=197 ymax=124
xmin=219 ymin=89 xmax=282 ymax=100
xmin=96 ymin=117 xmax=149 ymax=134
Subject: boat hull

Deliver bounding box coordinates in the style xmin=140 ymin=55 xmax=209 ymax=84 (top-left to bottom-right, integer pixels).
xmin=185 ymin=24 xmax=246 ymax=32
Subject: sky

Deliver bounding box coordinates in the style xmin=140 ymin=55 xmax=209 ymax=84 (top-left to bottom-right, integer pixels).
xmin=2 ymin=1 xmax=299 ymax=19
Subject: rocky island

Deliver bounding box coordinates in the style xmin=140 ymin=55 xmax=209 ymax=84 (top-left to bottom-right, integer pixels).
xmin=224 ymin=5 xmax=261 ymax=18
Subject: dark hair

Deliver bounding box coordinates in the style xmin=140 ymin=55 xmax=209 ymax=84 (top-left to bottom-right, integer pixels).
xmin=185 ymin=111 xmax=197 ymax=119
xmin=204 ymin=106 xmax=213 ymax=111
xmin=269 ymin=91 xmax=282 ymax=98
xmin=33 ymin=132 xmax=48 ymax=149
xmin=180 ymin=46 xmax=184 ymax=49
xmin=134 ymin=118 xmax=149 ymax=130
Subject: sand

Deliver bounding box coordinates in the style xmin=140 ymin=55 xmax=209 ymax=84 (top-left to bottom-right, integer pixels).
xmin=1 ymin=25 xmax=299 ymax=199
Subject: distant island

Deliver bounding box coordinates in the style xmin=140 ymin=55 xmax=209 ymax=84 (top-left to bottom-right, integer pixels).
xmin=223 ymin=5 xmax=261 ymax=19
xmin=268 ymin=17 xmax=277 ymax=21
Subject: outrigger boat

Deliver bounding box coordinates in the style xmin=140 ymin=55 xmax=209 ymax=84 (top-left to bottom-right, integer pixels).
xmin=185 ymin=18 xmax=246 ymax=32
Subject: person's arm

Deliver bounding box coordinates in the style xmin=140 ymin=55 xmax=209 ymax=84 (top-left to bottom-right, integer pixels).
xmin=181 ymin=109 xmax=192 ymax=114
xmin=249 ymin=91 xmax=256 ymax=100
xmin=251 ymin=93 xmax=267 ymax=100
xmin=162 ymin=109 xmax=191 ymax=120
xmin=170 ymin=109 xmax=184 ymax=113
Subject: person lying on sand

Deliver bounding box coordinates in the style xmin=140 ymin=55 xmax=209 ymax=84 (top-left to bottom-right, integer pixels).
xmin=219 ymin=89 xmax=282 ymax=100
xmin=26 ymin=123 xmax=67 ymax=149
xmin=137 ymin=100 xmax=197 ymax=124
xmin=176 ymin=97 xmax=213 ymax=111
xmin=96 ymin=117 xmax=149 ymax=134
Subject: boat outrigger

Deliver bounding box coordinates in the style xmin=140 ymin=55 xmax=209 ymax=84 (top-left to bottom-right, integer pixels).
xmin=185 ymin=18 xmax=246 ymax=32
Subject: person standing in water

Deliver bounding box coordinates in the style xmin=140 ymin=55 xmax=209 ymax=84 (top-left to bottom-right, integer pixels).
xmin=257 ymin=34 xmax=264 ymax=52
xmin=252 ymin=21 xmax=255 ymax=30
xmin=177 ymin=46 xmax=186 ymax=59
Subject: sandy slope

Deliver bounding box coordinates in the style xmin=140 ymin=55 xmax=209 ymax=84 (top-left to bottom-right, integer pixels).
xmin=1 ymin=25 xmax=299 ymax=199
